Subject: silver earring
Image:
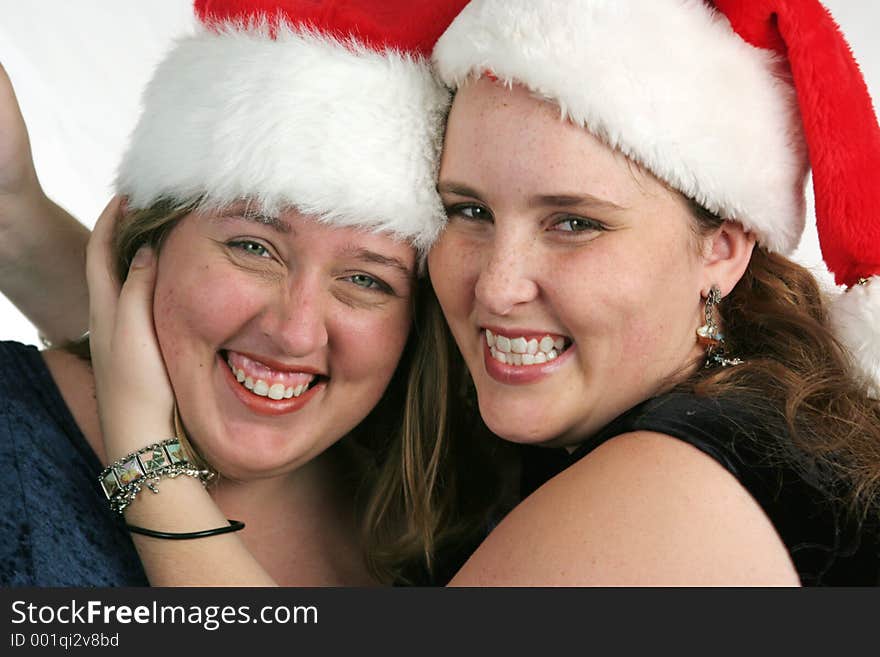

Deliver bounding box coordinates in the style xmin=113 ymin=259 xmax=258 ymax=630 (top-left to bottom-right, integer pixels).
xmin=696 ymin=285 xmax=743 ymax=368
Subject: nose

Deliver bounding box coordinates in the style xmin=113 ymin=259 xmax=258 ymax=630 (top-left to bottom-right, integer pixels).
xmin=473 ymin=229 xmax=540 ymax=316
xmin=260 ymin=274 xmax=329 ymax=356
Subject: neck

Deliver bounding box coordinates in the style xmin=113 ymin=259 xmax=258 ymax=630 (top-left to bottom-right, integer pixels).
xmin=209 ymin=443 xmax=376 ymax=586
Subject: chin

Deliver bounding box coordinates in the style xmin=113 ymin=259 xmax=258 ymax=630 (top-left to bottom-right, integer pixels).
xmin=480 ymin=407 xmax=554 ymax=446
xmin=195 ymin=429 xmax=319 ymax=481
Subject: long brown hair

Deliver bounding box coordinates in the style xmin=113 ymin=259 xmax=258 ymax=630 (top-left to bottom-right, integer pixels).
xmin=361 ymin=276 xmax=516 ymax=584
xmin=681 ymin=202 xmax=880 ymax=518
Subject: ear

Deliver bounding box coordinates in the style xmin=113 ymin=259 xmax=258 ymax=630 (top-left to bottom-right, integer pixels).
xmin=700 ymin=220 xmax=756 ymax=296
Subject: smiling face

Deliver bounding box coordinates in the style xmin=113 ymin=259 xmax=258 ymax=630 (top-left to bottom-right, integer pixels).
xmin=151 ymin=205 xmax=416 ymax=480
xmin=429 ymin=79 xmax=711 ymax=448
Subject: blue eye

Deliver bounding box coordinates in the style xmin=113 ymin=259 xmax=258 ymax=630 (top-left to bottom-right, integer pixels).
xmin=346 ymin=273 xmax=392 ymax=293
xmin=445 ymin=203 xmax=492 ymax=222
xmin=229 ymin=240 xmax=271 ymax=258
xmin=552 ymin=217 xmax=603 ymax=232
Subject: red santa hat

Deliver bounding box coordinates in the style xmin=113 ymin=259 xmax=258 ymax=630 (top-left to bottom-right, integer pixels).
xmin=116 ymin=0 xmax=469 ymax=252
xmin=434 ymin=0 xmax=880 ymax=397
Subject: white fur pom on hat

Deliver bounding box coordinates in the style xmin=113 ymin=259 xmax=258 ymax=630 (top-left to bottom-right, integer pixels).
xmin=434 ymin=0 xmax=880 ymax=396
xmin=116 ymin=0 xmax=470 ymax=252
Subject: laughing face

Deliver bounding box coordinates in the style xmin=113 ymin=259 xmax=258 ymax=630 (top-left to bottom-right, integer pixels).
xmin=429 ymin=79 xmax=711 ymax=448
xmin=152 ymin=204 xmax=416 ymax=480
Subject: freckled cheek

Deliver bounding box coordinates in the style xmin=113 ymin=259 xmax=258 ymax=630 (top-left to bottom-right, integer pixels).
xmin=429 ymin=235 xmax=480 ymax=314
xmin=329 ymin=308 xmax=411 ymax=388
xmin=152 ymin=265 xmax=269 ymax=360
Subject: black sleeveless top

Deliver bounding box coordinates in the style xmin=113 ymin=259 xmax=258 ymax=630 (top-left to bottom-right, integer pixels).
xmin=559 ymin=393 xmax=879 ymax=586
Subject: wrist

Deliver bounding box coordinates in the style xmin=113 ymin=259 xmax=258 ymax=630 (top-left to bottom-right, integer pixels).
xmin=100 ymin=418 xmax=176 ymax=465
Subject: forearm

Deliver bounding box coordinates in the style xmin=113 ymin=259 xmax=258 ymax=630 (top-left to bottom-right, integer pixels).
xmin=0 ymin=190 xmax=90 ymax=344
xmin=122 ymin=475 xmax=277 ymax=587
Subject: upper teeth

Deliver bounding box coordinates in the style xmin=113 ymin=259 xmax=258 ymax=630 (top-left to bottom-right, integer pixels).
xmin=485 ymin=329 xmax=567 ymax=366
xmin=227 ymin=358 xmax=311 ymax=399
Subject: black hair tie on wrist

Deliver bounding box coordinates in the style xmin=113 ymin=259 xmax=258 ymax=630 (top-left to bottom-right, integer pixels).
xmin=126 ymin=519 xmax=245 ymax=540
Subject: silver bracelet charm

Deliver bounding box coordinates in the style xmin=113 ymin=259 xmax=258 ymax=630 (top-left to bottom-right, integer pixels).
xmin=98 ymin=438 xmax=213 ymax=514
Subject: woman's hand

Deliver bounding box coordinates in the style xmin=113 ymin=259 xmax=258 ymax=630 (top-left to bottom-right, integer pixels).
xmin=86 ymin=196 xmax=176 ymax=463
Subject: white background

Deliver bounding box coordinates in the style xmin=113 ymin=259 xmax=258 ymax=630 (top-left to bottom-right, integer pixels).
xmin=1 ymin=0 xmax=878 ymax=345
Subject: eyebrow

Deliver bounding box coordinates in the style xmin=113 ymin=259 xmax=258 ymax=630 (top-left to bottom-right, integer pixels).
xmin=438 ymin=181 xmax=627 ymax=212
xmin=214 ymin=204 xmax=292 ymax=234
xmin=340 ymin=245 xmax=414 ymax=278
xmin=529 ymin=194 xmax=627 ymax=213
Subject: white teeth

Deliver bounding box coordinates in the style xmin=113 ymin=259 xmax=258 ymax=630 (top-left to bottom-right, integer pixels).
xmin=227 ymin=356 xmax=315 ymax=400
xmin=490 ymin=348 xmax=507 ymax=364
xmin=511 ymin=337 xmax=528 ymax=354
xmin=485 ymin=330 xmax=570 ymax=367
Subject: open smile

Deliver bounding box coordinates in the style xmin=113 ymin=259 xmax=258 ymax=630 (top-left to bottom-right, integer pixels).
xmin=219 ymin=350 xmax=327 ymax=415
xmin=481 ymin=328 xmax=574 ymax=384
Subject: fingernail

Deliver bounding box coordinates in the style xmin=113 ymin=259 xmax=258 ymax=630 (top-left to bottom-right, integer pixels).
xmin=130 ymin=246 xmax=152 ymax=269
xmin=119 ymin=196 xmax=130 ymax=216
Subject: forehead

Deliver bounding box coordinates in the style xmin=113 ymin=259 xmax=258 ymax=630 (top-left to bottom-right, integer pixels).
xmin=443 ymin=79 xmax=664 ymax=201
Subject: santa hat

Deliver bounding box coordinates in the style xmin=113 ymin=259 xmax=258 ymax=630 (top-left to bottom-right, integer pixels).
xmin=434 ymin=0 xmax=880 ymax=397
xmin=116 ymin=0 xmax=469 ymax=252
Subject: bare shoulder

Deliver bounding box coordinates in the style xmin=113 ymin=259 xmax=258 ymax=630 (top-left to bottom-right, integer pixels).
xmin=449 ymin=431 xmax=800 ymax=586
xmin=41 ymin=348 xmax=103 ymax=461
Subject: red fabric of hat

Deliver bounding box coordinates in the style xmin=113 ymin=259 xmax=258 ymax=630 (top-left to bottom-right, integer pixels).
xmin=715 ymin=0 xmax=880 ymax=288
xmin=195 ymin=0 xmax=468 ymax=56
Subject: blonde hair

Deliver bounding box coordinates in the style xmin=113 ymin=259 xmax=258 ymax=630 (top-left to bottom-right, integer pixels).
xmin=75 ymin=199 xmax=471 ymax=583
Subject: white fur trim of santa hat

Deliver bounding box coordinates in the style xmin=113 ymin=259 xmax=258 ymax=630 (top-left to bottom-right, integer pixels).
xmin=117 ymin=21 xmax=450 ymax=251
xmin=433 ymin=0 xmax=809 ymax=254
xmin=829 ymin=277 xmax=880 ymax=400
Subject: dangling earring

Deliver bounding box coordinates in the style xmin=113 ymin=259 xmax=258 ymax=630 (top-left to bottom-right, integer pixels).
xmin=696 ymin=285 xmax=743 ymax=368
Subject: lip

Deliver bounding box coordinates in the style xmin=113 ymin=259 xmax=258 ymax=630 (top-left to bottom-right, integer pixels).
xmin=482 ymin=325 xmax=570 ymax=342
xmin=226 ymin=349 xmax=325 ymax=376
xmin=482 ymin=332 xmax=574 ymax=385
xmin=218 ymin=352 xmax=325 ymax=416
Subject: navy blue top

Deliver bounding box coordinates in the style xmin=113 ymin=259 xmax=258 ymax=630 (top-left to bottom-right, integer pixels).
xmin=0 ymin=341 xmax=147 ymax=586
xmin=566 ymin=393 xmax=880 ymax=586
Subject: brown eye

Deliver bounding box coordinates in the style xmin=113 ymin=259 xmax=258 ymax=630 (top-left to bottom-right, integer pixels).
xmin=445 ymin=203 xmax=492 ymax=222
xmin=551 ymin=216 xmax=603 ymax=232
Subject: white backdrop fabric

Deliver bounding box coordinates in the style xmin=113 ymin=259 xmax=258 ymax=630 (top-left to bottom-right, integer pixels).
xmin=1 ymin=0 xmax=878 ymax=344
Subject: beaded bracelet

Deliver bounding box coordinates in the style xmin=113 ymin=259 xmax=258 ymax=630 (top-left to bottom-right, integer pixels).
xmin=98 ymin=438 xmax=214 ymax=514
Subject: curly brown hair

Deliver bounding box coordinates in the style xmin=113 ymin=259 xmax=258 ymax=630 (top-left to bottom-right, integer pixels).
xmin=684 ymin=202 xmax=880 ymax=519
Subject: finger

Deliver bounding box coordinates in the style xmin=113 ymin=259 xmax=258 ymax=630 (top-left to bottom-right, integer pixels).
xmin=86 ymin=195 xmax=125 ymax=350
xmin=114 ymin=246 xmax=162 ymax=356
